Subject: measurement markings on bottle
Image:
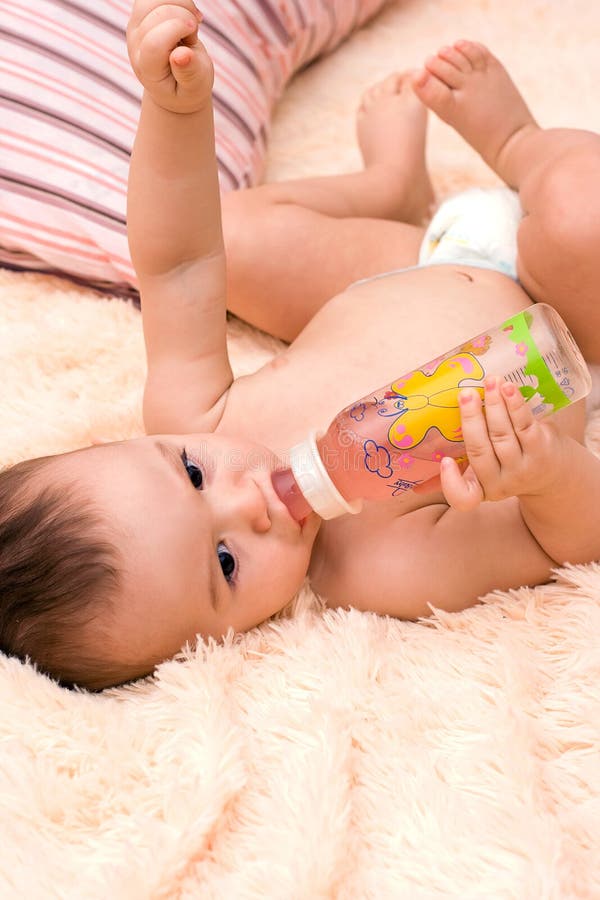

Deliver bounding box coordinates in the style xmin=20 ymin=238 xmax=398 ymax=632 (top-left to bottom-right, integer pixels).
xmin=544 ymin=350 xmax=572 ymax=388
xmin=504 ymin=351 xmax=572 ymax=392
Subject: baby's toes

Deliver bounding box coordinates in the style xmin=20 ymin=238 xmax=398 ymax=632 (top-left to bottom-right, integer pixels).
xmin=438 ymin=44 xmax=472 ymax=73
xmin=412 ymin=66 xmax=455 ymax=115
xmin=358 ymin=73 xmax=399 ymax=111
xmin=424 ymin=52 xmax=464 ymax=88
xmin=358 ymin=83 xmax=380 ymax=113
xmin=358 ymin=81 xmax=384 ymax=112
xmin=378 ymin=72 xmax=404 ymax=94
xmin=453 ymin=40 xmax=491 ymax=72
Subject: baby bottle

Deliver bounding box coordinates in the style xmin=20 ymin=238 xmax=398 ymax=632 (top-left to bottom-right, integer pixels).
xmin=272 ymin=303 xmax=592 ymax=521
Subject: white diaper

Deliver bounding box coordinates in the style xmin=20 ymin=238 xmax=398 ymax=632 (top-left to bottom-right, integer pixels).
xmin=419 ymin=187 xmax=522 ymax=280
xmin=350 ymin=187 xmax=600 ymax=414
xmin=422 ymin=188 xmax=600 ymax=415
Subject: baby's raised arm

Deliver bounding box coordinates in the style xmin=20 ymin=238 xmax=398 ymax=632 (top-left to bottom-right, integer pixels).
xmin=126 ymin=1 xmax=233 ymax=434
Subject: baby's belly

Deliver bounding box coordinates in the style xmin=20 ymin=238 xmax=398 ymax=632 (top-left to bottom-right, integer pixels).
xmin=230 ymin=264 xmax=532 ymax=454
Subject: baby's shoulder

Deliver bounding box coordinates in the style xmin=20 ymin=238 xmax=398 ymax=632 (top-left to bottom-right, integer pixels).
xmin=218 ymin=353 xmax=339 ymax=453
xmin=311 ymin=497 xmax=554 ymax=619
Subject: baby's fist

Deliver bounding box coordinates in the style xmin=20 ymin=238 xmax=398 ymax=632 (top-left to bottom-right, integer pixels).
xmin=440 ymin=378 xmax=568 ymax=511
xmin=127 ymin=1 xmax=214 ymax=113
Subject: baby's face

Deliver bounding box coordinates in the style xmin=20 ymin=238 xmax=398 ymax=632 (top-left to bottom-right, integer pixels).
xmin=56 ymin=434 xmax=321 ymax=674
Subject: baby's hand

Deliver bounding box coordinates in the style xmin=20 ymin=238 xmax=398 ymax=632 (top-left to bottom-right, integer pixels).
xmin=440 ymin=377 xmax=569 ymax=511
xmin=127 ymin=1 xmax=213 ymax=114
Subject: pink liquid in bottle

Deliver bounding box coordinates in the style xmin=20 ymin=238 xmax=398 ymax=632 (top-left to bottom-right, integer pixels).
xmin=272 ymin=304 xmax=591 ymax=520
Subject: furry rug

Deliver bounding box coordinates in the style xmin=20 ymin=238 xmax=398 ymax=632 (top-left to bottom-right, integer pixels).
xmin=2 ymin=1 xmax=600 ymax=896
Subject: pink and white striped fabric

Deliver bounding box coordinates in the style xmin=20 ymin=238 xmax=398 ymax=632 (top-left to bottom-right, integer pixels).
xmin=0 ymin=0 xmax=389 ymax=299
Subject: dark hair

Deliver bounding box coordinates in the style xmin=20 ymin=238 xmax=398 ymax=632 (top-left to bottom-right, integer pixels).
xmin=0 ymin=454 xmax=139 ymax=691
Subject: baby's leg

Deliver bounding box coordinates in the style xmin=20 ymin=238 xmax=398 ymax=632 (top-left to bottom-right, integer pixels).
xmin=413 ymin=42 xmax=600 ymax=363
xmin=222 ymin=73 xmax=431 ymax=341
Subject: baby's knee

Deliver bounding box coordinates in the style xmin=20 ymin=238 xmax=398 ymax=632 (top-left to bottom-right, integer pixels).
xmin=523 ymin=134 xmax=600 ymax=251
xmin=222 ymin=190 xmax=305 ymax=264
xmin=221 ymin=190 xmax=261 ymax=261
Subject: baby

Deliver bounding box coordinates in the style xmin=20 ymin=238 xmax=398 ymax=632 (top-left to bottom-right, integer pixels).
xmin=2 ymin=2 xmax=600 ymax=691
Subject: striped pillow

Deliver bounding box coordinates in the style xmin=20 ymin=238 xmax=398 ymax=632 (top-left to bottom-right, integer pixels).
xmin=0 ymin=0 xmax=388 ymax=299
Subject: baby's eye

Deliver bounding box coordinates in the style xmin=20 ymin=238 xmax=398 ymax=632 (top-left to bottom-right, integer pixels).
xmin=181 ymin=448 xmax=203 ymax=489
xmin=217 ymin=542 xmax=236 ymax=584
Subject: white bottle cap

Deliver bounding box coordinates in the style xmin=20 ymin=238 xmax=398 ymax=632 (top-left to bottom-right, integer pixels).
xmin=288 ymin=430 xmax=363 ymax=520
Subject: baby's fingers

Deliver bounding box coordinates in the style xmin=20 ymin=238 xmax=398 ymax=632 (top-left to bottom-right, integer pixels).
xmin=137 ymin=16 xmax=199 ymax=78
xmin=130 ymin=0 xmax=202 ymax=32
xmin=458 ymin=386 xmax=502 ymax=486
xmin=499 ymin=380 xmax=542 ymax=450
xmin=440 ymin=457 xmax=484 ymax=511
xmin=480 ymin=376 xmax=524 ymax=468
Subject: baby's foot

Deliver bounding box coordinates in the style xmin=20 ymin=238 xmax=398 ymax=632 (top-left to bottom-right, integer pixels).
xmin=357 ymin=72 xmax=434 ymax=224
xmin=412 ymin=41 xmax=538 ymax=187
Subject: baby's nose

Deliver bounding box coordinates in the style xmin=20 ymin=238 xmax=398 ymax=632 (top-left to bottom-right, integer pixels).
xmin=228 ymin=476 xmax=271 ymax=533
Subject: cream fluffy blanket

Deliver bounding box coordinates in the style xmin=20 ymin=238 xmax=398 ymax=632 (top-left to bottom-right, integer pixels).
xmin=2 ymin=2 xmax=600 ymax=897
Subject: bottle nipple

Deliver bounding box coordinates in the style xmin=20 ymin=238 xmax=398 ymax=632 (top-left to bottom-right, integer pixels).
xmin=273 ymin=431 xmax=363 ymax=521
xmin=271 ymin=468 xmax=314 ymax=522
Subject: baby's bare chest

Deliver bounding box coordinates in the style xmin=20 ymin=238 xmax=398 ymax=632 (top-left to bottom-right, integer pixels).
xmin=222 ymin=265 xmax=526 ymax=455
